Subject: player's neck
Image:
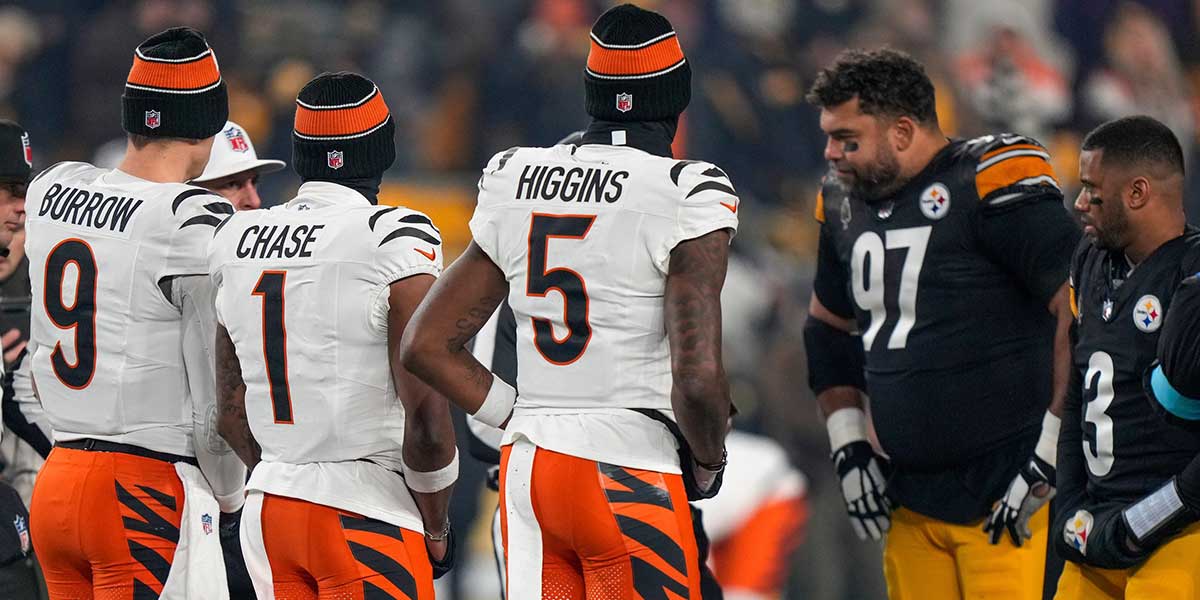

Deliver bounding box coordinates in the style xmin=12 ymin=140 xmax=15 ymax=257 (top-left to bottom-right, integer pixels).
xmin=1126 ymin=214 xmax=1187 ymax=264
xmin=117 ymin=144 xmax=198 ymax=184
xmin=899 ymin=130 xmax=950 ymax=181
xmin=582 ymin=118 xmax=676 ymax=158
xmin=302 ymin=176 xmax=381 ymax=204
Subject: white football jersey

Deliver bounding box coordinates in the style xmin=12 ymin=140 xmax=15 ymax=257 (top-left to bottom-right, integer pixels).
xmin=471 ymin=141 xmax=738 ymax=469
xmin=209 ymin=181 xmax=441 ymax=528
xmin=25 ymin=162 xmax=233 ymax=456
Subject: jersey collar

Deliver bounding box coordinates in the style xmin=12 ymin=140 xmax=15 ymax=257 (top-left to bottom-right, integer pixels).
xmin=288 ymin=181 xmax=373 ymax=210
xmin=579 ymin=119 xmax=676 ymax=158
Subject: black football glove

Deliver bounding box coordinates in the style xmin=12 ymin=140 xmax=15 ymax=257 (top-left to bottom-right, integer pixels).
xmin=833 ymin=440 xmax=893 ymax=541
xmin=986 ymin=412 xmax=1058 ymax=546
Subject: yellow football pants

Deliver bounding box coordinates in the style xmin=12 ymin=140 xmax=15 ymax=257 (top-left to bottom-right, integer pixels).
xmin=884 ymin=506 xmax=1049 ymax=600
xmin=1054 ymin=522 xmax=1200 ymax=600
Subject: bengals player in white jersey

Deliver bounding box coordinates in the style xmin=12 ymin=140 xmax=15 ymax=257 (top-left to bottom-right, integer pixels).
xmin=25 ymin=28 xmax=246 ymax=599
xmin=211 ymin=72 xmax=457 ymax=600
xmin=403 ymin=5 xmax=736 ymax=599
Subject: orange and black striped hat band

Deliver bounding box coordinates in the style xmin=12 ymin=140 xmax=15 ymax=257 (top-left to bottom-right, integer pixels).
xmin=125 ymin=48 xmax=222 ymax=94
xmin=585 ymin=31 xmax=686 ymax=80
xmin=293 ymin=86 xmax=392 ymax=140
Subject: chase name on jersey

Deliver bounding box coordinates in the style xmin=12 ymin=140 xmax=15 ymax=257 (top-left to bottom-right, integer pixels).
xmin=236 ymin=224 xmax=325 ymax=259
xmin=516 ymin=164 xmax=629 ymax=203
xmin=37 ymin=183 xmax=144 ymax=232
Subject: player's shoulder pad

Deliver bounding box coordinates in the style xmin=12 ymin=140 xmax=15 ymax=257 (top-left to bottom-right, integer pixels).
xmin=477 ymin=146 xmax=528 ymax=193
xmin=168 ymin=185 xmax=234 ymax=233
xmin=367 ymin=205 xmax=442 ymax=251
xmin=670 ymin=159 xmax=739 ymax=217
xmin=29 ymin=161 xmax=88 ymax=186
xmin=964 ymin=133 xmax=1062 ymax=209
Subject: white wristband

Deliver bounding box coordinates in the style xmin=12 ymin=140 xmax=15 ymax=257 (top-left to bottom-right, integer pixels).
xmin=403 ymin=448 xmax=460 ymax=494
xmin=826 ymin=407 xmax=869 ymax=451
xmin=475 ymin=376 xmax=516 ymax=428
xmin=1035 ymin=411 xmax=1061 ymax=467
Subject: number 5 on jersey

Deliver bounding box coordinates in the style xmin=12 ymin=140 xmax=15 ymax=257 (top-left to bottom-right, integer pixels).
xmin=527 ymin=214 xmax=595 ymax=365
xmin=253 ymin=271 xmax=294 ymax=424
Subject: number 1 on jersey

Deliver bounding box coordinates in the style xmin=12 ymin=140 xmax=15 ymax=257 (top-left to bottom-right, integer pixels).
xmin=252 ymin=271 xmax=293 ymax=424
xmin=527 ymin=214 xmax=595 ymax=365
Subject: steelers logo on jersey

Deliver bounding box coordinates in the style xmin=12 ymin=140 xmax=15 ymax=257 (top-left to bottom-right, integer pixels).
xmin=919 ymin=183 xmax=951 ymax=220
xmin=1133 ymin=294 xmax=1164 ymax=333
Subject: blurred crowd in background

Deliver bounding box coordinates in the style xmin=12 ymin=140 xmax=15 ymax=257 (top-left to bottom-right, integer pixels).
xmin=1 ymin=1 xmax=1199 ymax=599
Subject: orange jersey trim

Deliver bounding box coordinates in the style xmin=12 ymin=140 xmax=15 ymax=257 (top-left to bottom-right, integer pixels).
xmin=980 ymin=143 xmax=1045 ymax=162
xmin=126 ymin=52 xmax=221 ymax=91
xmin=814 ymin=189 xmax=826 ymax=223
xmin=587 ymin=35 xmax=685 ymax=77
xmin=294 ymin=89 xmax=391 ymax=139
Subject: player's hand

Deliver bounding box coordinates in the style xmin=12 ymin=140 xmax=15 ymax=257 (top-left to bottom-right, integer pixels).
xmin=833 ymin=440 xmax=893 ymax=540
xmin=1 ymin=328 xmax=25 ymax=365
xmin=425 ymin=523 xmax=456 ymax=579
xmin=985 ymin=454 xmax=1055 ymax=546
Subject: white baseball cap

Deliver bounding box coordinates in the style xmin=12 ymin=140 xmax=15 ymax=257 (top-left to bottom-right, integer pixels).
xmin=192 ymin=121 xmax=286 ymax=184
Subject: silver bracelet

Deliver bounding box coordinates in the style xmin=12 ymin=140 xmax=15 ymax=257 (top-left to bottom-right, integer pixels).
xmin=424 ymin=521 xmax=451 ymax=541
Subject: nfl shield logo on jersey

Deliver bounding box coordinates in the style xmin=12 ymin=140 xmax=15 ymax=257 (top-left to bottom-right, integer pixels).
xmin=225 ymin=128 xmax=249 ymax=152
xmin=616 ymin=93 xmax=633 ymax=113
xmin=1064 ymin=509 xmax=1093 ymax=555
xmin=144 ymin=110 xmax=161 ymax=129
xmin=13 ymin=515 xmax=28 ymax=554
xmin=1133 ymin=294 xmax=1163 ymax=332
xmin=19 ymin=133 xmax=31 ymax=168
xmin=327 ymin=150 xmax=344 ymax=170
xmin=201 ymin=513 xmax=213 ymax=535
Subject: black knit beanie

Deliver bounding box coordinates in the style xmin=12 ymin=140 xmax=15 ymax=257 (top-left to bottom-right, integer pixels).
xmin=584 ymin=4 xmax=691 ymax=122
xmin=0 ymin=120 xmax=32 ymax=184
xmin=122 ymin=27 xmax=228 ymax=139
xmin=292 ymin=72 xmax=396 ymax=180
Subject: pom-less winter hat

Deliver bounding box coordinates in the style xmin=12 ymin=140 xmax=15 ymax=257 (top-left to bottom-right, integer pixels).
xmin=122 ymin=27 xmax=228 ymax=139
xmin=292 ymin=72 xmax=396 ymax=180
xmin=584 ymin=4 xmax=691 ymax=122
xmin=0 ymin=120 xmax=32 ymax=184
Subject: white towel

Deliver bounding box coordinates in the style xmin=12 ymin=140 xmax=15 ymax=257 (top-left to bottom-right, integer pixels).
xmin=159 ymin=462 xmax=230 ymax=599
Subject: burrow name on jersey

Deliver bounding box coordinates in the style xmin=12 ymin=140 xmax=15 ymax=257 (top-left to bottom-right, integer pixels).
xmin=236 ymin=223 xmax=325 ymax=260
xmin=37 ymin=182 xmax=144 ymax=233
xmin=515 ymin=164 xmax=629 ymax=203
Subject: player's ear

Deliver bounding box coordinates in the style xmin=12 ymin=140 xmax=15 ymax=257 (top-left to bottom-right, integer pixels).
xmin=890 ymin=116 xmax=916 ymax=152
xmin=1126 ymin=176 xmax=1151 ymax=210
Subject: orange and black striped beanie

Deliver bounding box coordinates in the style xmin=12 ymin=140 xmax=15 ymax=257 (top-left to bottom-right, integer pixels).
xmin=122 ymin=27 xmax=228 ymax=139
xmin=292 ymin=72 xmax=395 ymax=180
xmin=584 ymin=4 xmax=691 ymax=122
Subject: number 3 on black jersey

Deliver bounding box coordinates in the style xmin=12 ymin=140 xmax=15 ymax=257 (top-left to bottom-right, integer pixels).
xmin=44 ymin=239 xmax=99 ymax=389
xmin=527 ymin=213 xmax=595 ymax=365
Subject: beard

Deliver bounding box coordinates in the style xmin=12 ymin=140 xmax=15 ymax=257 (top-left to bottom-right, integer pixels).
xmin=1090 ymin=204 xmax=1130 ymax=251
xmin=844 ymin=147 xmax=903 ymax=204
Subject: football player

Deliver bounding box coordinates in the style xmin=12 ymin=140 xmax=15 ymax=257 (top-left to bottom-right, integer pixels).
xmin=24 ymin=28 xmax=246 ymax=598
xmin=1053 ymin=116 xmax=1200 ymax=598
xmin=211 ymin=72 xmax=457 ymax=600
xmin=191 ymin=120 xmax=286 ymax=211
xmin=401 ymin=4 xmax=736 ymax=598
xmin=803 ymin=48 xmax=1080 ymax=599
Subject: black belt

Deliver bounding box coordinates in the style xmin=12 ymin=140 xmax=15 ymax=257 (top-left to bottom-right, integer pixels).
xmin=57 ymin=438 xmax=199 ymax=466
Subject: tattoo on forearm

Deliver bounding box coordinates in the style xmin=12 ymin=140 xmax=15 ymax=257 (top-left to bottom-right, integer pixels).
xmin=669 ymin=233 xmax=727 ymax=379
xmin=446 ymin=292 xmax=506 ymax=389
xmin=216 ymin=327 xmax=261 ymax=467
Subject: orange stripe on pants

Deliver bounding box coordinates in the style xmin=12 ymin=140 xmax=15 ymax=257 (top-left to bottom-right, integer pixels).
xmin=500 ymin=442 xmax=702 ymax=600
xmin=256 ymin=493 xmax=433 ymax=600
xmin=30 ymin=446 xmax=185 ymax=600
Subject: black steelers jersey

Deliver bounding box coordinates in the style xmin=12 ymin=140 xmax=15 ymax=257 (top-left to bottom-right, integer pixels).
xmin=812 ymin=134 xmax=1080 ymax=522
xmin=1067 ymin=228 xmax=1200 ymax=504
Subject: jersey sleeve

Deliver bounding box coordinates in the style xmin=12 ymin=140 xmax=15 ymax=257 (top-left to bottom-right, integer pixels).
xmin=162 ymin=188 xmax=234 ymax=279
xmin=368 ymin=207 xmax=444 ymax=333
xmin=652 ymin=160 xmax=740 ymax=272
xmin=811 ymin=183 xmax=855 ymax=319
xmin=469 ymin=148 xmax=519 ymax=267
xmin=971 ymin=137 xmax=1080 ymax=305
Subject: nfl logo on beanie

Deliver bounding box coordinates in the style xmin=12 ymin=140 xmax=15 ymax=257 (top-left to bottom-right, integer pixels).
xmin=584 ymin=4 xmax=691 ymax=122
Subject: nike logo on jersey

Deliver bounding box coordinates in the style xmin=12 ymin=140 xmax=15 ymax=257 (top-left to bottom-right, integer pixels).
xmin=414 ymin=247 xmax=437 ymax=261
xmin=720 ymin=200 xmax=738 ymax=213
